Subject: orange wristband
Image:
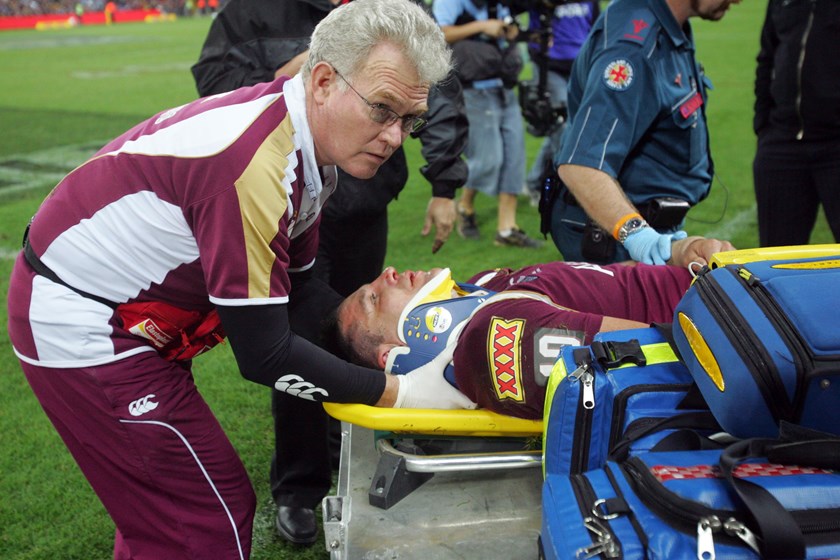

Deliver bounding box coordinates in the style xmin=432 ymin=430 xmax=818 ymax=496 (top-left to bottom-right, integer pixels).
xmin=612 ymin=212 xmax=644 ymax=240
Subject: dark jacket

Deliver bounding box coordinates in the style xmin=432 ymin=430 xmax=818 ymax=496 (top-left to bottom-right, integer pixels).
xmin=191 ymin=0 xmax=332 ymax=97
xmin=414 ymin=76 xmax=469 ymax=199
xmin=191 ymin=0 xmax=466 ymax=204
xmin=754 ymin=0 xmax=840 ymax=141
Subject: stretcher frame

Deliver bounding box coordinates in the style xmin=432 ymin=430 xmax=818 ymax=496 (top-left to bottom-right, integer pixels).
xmin=321 ymin=404 xmax=543 ymax=558
xmin=322 ymin=403 xmax=543 ymax=505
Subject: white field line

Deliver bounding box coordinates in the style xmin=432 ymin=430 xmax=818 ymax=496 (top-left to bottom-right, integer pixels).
xmin=0 ymin=142 xmax=102 ymax=261
xmin=0 ymin=246 xmax=20 ymax=261
xmin=71 ymin=62 xmax=192 ymax=79
xmin=701 ymin=204 xmax=757 ymax=241
xmin=0 ymin=143 xmax=100 ymax=195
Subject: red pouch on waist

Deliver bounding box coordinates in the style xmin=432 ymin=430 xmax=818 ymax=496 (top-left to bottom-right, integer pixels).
xmin=116 ymin=301 xmax=226 ymax=361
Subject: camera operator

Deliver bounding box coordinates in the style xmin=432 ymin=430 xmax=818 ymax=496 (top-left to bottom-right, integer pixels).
xmin=434 ymin=0 xmax=543 ymax=248
xmin=518 ymin=0 xmax=598 ymax=206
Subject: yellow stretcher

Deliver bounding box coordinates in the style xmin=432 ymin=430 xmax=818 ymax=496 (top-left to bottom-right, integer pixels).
xmin=321 ymin=404 xmax=543 ymax=505
xmin=323 ymin=403 xmax=543 ymax=438
xmin=321 ymin=244 xmax=840 ymax=559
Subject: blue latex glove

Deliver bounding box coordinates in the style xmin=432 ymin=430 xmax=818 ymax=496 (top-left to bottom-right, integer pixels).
xmin=622 ymin=227 xmax=688 ymax=265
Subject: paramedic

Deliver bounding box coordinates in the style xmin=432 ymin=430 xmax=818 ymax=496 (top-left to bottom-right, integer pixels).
xmin=550 ymin=0 xmax=740 ymax=265
xmin=329 ymin=235 xmax=734 ymax=420
xmin=6 ymin=2 xmax=473 ymax=558
xmin=191 ymin=0 xmax=470 ymax=545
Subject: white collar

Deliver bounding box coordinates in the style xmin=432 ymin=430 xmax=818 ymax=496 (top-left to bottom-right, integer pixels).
xmin=282 ymin=74 xmax=336 ymax=198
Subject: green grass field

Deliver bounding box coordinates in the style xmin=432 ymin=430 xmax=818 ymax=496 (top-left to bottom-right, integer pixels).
xmin=0 ymin=3 xmax=831 ymax=559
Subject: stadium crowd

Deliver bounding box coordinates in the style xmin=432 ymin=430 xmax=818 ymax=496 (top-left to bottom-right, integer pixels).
xmin=0 ymin=0 xmax=213 ymax=17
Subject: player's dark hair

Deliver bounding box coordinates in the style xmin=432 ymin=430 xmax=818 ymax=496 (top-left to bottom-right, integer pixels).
xmin=321 ymin=306 xmax=383 ymax=370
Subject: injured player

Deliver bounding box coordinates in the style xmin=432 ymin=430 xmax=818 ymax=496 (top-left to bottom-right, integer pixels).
xmin=325 ymin=236 xmax=734 ymax=419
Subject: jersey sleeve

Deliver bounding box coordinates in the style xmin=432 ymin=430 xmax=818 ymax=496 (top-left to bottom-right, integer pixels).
xmin=189 ymin=157 xmax=296 ymax=305
xmin=432 ymin=0 xmax=463 ymax=27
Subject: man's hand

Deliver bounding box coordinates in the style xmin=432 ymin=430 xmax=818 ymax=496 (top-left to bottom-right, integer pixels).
xmin=623 ymin=228 xmax=688 ymax=265
xmin=421 ymin=196 xmax=456 ymax=254
xmin=393 ymin=343 xmax=477 ymax=409
xmin=669 ymin=236 xmax=737 ymax=270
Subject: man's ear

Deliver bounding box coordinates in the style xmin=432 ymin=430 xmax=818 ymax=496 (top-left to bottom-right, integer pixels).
xmin=310 ymin=61 xmax=335 ymax=105
xmin=377 ymin=343 xmax=400 ymax=370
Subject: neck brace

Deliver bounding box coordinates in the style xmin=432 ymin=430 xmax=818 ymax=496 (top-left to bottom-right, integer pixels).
xmin=384 ymin=268 xmax=495 ymax=386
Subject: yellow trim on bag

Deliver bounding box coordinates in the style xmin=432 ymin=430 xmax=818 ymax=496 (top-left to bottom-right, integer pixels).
xmin=606 ymin=342 xmax=677 ymax=368
xmin=710 ymin=244 xmax=840 ymax=268
xmin=771 ymin=259 xmax=840 ymax=270
xmin=542 ymin=357 xmax=570 ymax=477
xmin=677 ymin=312 xmax=725 ymax=392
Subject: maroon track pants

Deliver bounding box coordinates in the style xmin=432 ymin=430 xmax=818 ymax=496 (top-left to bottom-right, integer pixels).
xmin=20 ymin=352 xmax=256 ymax=559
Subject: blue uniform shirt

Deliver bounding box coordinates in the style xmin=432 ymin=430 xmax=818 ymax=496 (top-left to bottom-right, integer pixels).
xmin=557 ymin=0 xmax=714 ymax=205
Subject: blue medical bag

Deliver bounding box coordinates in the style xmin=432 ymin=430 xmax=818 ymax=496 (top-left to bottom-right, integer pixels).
xmin=540 ymin=438 xmax=840 ymax=560
xmin=672 ymin=256 xmax=840 ymax=438
xmin=542 ymin=327 xmax=720 ymax=477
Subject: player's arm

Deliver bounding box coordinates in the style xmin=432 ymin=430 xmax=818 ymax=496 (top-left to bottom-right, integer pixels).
xmin=218 ymin=302 xmax=387 ymax=404
xmin=557 ymin=164 xmax=638 ymax=238
xmin=217 ymin=302 xmax=468 ymax=409
xmin=600 ymin=316 xmax=649 ymax=331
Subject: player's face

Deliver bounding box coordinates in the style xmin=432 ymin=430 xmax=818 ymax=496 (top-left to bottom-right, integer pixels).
xmin=339 ymin=266 xmax=444 ymax=345
xmin=314 ymin=43 xmax=429 ymax=179
xmin=690 ymin=0 xmax=740 ymax=21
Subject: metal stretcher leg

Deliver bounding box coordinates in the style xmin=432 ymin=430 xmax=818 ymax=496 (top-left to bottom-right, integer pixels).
xmin=369 ymin=449 xmax=434 ymax=509
xmin=323 ymin=423 xmax=544 ymax=559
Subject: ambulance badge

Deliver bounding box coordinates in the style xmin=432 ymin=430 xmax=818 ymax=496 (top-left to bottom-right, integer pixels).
xmin=604 ymin=59 xmax=634 ymax=91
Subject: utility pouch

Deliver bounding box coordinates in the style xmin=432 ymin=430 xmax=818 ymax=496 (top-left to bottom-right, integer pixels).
xmin=117 ymin=301 xmax=226 ymax=362
xmin=581 ymin=220 xmax=616 ymax=264
xmin=642 ymin=197 xmax=691 ymax=229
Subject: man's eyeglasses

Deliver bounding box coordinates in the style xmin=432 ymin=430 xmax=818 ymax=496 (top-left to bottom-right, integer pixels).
xmin=333 ymin=67 xmax=427 ymax=134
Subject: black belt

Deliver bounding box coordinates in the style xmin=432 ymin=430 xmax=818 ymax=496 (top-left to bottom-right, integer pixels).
xmin=22 ymin=225 xmax=117 ymax=309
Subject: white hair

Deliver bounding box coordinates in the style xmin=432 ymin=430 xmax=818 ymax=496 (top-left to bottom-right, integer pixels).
xmin=302 ymin=0 xmax=451 ymax=86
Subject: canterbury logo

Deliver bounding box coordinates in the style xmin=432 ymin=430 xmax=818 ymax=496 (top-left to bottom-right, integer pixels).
xmin=128 ymin=394 xmax=159 ymax=417
xmin=274 ymin=375 xmax=329 ymax=401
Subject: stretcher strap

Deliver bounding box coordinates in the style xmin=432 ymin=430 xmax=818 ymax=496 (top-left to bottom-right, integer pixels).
xmin=719 ymin=437 xmax=840 ymax=560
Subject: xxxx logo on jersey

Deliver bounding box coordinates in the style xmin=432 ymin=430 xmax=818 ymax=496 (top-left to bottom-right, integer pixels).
xmin=604 ymin=59 xmax=634 ymax=91
xmin=487 ymin=317 xmax=525 ymax=402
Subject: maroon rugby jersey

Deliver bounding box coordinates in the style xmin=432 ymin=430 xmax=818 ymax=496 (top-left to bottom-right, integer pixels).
xmin=452 ymin=262 xmax=692 ymax=419
xmin=9 ymin=75 xmax=336 ymax=367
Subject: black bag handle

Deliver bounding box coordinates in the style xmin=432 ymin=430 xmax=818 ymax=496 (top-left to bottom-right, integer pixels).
xmin=719 ymin=436 xmax=840 ymax=560
xmin=608 ymin=411 xmax=722 ymax=462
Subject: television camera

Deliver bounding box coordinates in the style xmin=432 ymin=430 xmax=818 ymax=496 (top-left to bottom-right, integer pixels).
xmin=503 ymin=1 xmax=570 ymax=137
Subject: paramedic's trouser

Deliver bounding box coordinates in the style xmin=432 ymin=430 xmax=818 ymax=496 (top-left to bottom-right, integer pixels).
xmin=20 ymin=352 xmax=256 ymax=560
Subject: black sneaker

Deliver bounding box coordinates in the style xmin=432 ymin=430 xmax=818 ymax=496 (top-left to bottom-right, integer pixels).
xmin=494 ymin=227 xmax=543 ymax=248
xmin=457 ymin=207 xmax=480 ymax=239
